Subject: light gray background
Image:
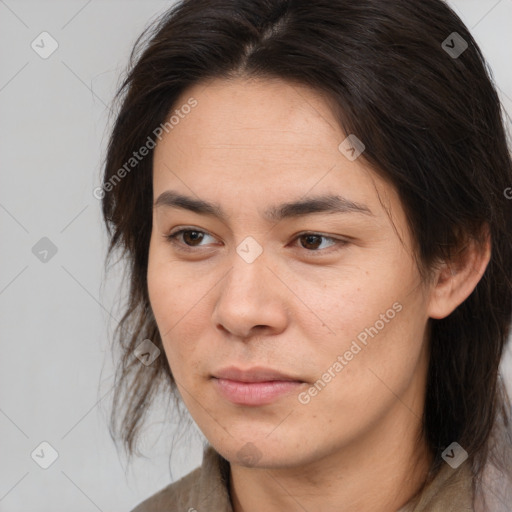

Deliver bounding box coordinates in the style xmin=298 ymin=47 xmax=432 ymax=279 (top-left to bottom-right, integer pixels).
xmin=1 ymin=1 xmax=511 ymax=511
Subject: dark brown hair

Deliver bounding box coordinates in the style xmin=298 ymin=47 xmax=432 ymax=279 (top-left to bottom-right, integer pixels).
xmin=100 ymin=0 xmax=512 ymax=507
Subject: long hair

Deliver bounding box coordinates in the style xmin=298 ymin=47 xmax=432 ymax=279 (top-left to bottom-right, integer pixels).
xmin=100 ymin=1 xmax=512 ymax=508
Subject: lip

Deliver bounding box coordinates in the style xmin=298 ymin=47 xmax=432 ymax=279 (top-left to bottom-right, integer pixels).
xmin=212 ymin=366 xmax=303 ymax=383
xmin=211 ymin=366 xmax=305 ymax=406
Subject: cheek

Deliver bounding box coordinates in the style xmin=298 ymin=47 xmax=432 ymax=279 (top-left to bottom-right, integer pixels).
xmin=338 ymin=302 xmax=427 ymax=408
xmin=299 ymin=264 xmax=428 ymax=397
xmin=289 ymin=265 xmax=403 ymax=345
xmin=147 ymin=238 xmax=204 ymax=328
xmin=147 ymin=251 xmax=204 ymax=374
xmin=298 ymin=309 xmax=428 ymax=440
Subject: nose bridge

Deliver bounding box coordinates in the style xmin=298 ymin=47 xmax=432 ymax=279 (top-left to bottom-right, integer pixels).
xmin=213 ymin=238 xmax=287 ymax=336
xmin=224 ymin=240 xmax=270 ymax=303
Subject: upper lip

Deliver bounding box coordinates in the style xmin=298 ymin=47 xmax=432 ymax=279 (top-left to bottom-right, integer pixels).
xmin=212 ymin=366 xmax=303 ymax=383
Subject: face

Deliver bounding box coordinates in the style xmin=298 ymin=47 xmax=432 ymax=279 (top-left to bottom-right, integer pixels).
xmin=148 ymin=77 xmax=434 ymax=468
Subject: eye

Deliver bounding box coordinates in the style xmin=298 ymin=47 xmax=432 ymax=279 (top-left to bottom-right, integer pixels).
xmin=294 ymin=232 xmax=347 ymax=254
xmin=164 ymin=228 xmax=217 ymax=250
xmin=164 ymin=228 xmax=347 ymax=255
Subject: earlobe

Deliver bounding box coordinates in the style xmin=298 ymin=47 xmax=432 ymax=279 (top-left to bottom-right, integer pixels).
xmin=427 ymin=227 xmax=491 ymax=320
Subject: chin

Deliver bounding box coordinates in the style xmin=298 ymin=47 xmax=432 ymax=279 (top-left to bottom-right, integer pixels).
xmin=206 ymin=432 xmax=307 ymax=469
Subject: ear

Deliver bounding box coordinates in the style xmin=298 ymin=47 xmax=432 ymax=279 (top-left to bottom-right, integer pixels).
xmin=427 ymin=224 xmax=491 ymax=320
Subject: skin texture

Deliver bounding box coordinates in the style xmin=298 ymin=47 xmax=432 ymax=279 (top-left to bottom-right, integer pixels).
xmin=147 ymin=77 xmax=490 ymax=512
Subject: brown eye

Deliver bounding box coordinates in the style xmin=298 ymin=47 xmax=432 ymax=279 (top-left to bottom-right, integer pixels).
xmin=299 ymin=234 xmax=323 ymax=250
xmin=296 ymin=233 xmax=340 ymax=252
xmin=165 ymin=229 xmax=216 ymax=250
xmin=181 ymin=230 xmax=204 ymax=246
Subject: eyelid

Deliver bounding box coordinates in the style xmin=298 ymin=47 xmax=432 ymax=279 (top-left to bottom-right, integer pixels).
xmin=164 ymin=227 xmax=349 ymax=255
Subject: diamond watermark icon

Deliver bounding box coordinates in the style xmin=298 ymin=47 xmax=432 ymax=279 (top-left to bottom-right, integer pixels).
xmin=441 ymin=32 xmax=468 ymax=59
xmin=134 ymin=339 xmax=161 ymax=366
xmin=338 ymin=134 xmax=365 ymax=161
xmin=32 ymin=237 xmax=58 ymax=263
xmin=31 ymin=441 xmax=59 ymax=469
xmin=236 ymin=236 xmax=263 ymax=263
xmin=236 ymin=442 xmax=262 ymax=466
xmin=441 ymin=441 xmax=468 ymax=469
xmin=31 ymin=31 xmax=59 ymax=59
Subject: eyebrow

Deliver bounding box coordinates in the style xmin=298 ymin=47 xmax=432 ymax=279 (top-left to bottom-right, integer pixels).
xmin=153 ymin=191 xmax=374 ymax=222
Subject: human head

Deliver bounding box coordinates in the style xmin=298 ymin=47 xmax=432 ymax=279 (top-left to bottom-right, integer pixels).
xmin=101 ymin=0 xmax=512 ymax=499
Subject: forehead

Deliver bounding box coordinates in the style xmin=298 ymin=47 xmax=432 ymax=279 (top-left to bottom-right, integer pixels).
xmin=152 ymin=77 xmax=398 ymax=224
xmin=156 ymin=77 xmax=342 ymax=155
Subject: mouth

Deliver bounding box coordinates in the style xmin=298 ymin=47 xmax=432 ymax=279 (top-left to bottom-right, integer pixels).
xmin=211 ymin=366 xmax=306 ymax=406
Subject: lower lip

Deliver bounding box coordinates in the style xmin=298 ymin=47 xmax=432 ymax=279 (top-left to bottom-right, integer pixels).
xmin=213 ymin=378 xmax=303 ymax=406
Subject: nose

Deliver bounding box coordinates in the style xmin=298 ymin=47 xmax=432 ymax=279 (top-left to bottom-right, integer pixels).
xmin=212 ymin=251 xmax=289 ymax=339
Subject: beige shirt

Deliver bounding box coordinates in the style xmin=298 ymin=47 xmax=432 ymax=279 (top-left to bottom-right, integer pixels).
xmin=131 ymin=444 xmax=474 ymax=511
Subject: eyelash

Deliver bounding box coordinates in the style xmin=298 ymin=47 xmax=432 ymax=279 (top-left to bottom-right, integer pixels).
xmin=163 ymin=228 xmax=348 ymax=256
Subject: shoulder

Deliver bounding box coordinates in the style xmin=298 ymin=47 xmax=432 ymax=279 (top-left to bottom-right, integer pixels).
xmin=130 ymin=466 xmax=202 ymax=512
xmin=129 ymin=445 xmax=232 ymax=512
xmin=403 ymin=460 xmax=474 ymax=512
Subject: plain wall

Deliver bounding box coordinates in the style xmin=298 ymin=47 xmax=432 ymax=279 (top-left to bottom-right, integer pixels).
xmin=1 ymin=1 xmax=511 ymax=510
